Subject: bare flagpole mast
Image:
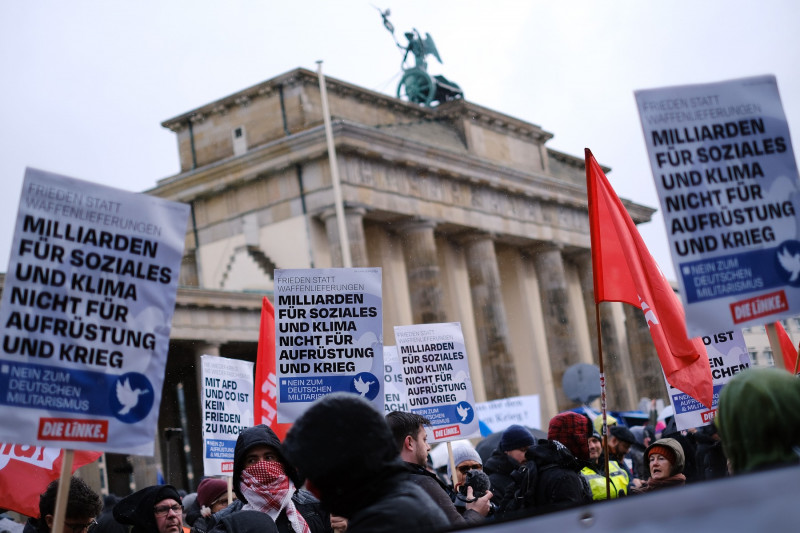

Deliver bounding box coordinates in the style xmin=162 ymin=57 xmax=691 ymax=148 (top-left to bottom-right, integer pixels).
xmin=317 ymin=60 xmax=352 ymax=268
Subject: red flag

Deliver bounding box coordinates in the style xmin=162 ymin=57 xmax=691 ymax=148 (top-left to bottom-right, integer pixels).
xmin=773 ymin=321 xmax=799 ymax=372
xmin=254 ymin=297 xmax=291 ymax=440
xmin=0 ymin=446 xmax=101 ymax=517
xmin=586 ymin=149 xmax=713 ymax=408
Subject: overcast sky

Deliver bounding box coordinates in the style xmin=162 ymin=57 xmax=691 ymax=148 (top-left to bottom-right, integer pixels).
xmin=2 ymin=0 xmax=799 ymax=280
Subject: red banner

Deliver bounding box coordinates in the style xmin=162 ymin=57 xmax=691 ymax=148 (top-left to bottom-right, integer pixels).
xmin=253 ymin=297 xmax=291 ymax=440
xmin=586 ymin=149 xmax=713 ymax=408
xmin=0 ymin=445 xmax=101 ymax=517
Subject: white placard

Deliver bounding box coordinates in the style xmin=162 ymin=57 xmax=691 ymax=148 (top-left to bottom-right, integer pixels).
xmin=667 ymin=329 xmax=751 ymax=430
xmin=201 ymin=355 xmax=254 ymax=476
xmin=274 ymin=268 xmax=383 ymax=422
xmin=475 ymin=394 xmax=541 ymax=433
xmin=382 ymin=346 xmax=410 ymax=413
xmin=636 ymin=75 xmax=800 ymax=337
xmin=0 ymin=168 xmax=188 ymax=454
xmin=394 ymin=322 xmax=479 ymax=443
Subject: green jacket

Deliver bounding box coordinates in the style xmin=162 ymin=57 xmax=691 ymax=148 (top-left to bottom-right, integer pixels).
xmin=716 ymin=368 xmax=800 ymax=473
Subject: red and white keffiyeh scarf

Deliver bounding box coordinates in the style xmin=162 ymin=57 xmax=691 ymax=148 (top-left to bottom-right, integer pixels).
xmin=240 ymin=460 xmax=310 ymax=533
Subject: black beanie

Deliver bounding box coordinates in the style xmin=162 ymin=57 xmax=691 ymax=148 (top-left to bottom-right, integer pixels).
xmin=282 ymin=393 xmax=400 ymax=516
xmin=113 ymin=485 xmax=181 ymax=533
xmin=498 ymin=424 xmax=536 ymax=452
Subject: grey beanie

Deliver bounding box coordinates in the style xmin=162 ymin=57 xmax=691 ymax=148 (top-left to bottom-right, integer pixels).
xmin=448 ymin=445 xmax=482 ymax=479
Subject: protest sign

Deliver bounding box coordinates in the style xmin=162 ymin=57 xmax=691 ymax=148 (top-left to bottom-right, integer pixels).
xmin=201 ymin=355 xmax=254 ymax=476
xmin=475 ymin=394 xmax=541 ymax=434
xmin=636 ymin=75 xmax=800 ymax=337
xmin=394 ymin=322 xmax=479 ymax=443
xmin=0 ymin=168 xmax=189 ymax=454
xmin=667 ymin=329 xmax=751 ymax=430
xmin=382 ymin=346 xmax=410 ymax=413
xmin=274 ymin=268 xmax=383 ymax=422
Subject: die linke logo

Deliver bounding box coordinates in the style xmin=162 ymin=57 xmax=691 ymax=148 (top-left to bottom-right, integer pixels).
xmin=433 ymin=425 xmax=461 ymax=439
xmin=37 ymin=418 xmax=109 ymax=443
xmin=0 ymin=443 xmax=60 ymax=470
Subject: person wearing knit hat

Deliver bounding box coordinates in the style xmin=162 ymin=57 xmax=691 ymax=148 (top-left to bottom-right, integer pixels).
xmin=113 ymin=485 xmax=183 ymax=533
xmin=632 ymin=438 xmax=686 ymax=494
xmin=501 ymin=412 xmax=591 ymax=516
xmin=483 ymin=425 xmax=535 ymax=508
xmin=196 ymin=479 xmax=231 ymax=518
xmin=283 ymin=393 xmax=449 ymax=533
xmin=449 ymin=444 xmax=483 ymax=492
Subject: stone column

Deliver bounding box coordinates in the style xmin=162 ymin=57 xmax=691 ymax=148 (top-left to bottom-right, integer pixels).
xmin=321 ymin=206 xmax=369 ymax=267
xmin=532 ymin=244 xmax=583 ymax=412
xmin=572 ymin=251 xmax=636 ymax=409
xmin=461 ymin=232 xmax=518 ymax=400
xmin=398 ymin=219 xmax=448 ymax=324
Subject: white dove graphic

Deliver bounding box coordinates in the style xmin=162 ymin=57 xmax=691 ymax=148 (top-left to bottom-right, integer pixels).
xmin=777 ymin=246 xmax=800 ymax=281
xmin=456 ymin=403 xmax=471 ymax=422
xmin=353 ymin=376 xmax=374 ymax=397
xmin=116 ymin=378 xmax=148 ymax=415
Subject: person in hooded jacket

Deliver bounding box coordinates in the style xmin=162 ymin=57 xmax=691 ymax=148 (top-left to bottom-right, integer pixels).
xmin=282 ymin=393 xmax=449 ymax=533
xmin=482 ymin=425 xmax=535 ymax=508
xmin=716 ymin=367 xmax=800 ymax=474
xmin=632 ymin=438 xmax=686 ymax=493
xmin=113 ymin=485 xmax=184 ymax=533
xmin=500 ymin=412 xmax=592 ymax=517
xmin=192 ymin=425 xmax=329 ymax=533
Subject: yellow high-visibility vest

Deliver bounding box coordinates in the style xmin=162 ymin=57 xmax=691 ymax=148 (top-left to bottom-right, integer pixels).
xmin=581 ymin=461 xmax=629 ymax=500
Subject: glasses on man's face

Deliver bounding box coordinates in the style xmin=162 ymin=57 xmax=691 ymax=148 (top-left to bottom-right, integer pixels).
xmin=63 ymin=519 xmax=97 ymax=533
xmin=457 ymin=463 xmax=482 ymax=475
xmin=154 ymin=504 xmax=183 ymax=517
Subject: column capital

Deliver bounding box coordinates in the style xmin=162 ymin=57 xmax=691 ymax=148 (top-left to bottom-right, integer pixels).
xmin=454 ymin=229 xmax=494 ymax=246
xmin=395 ymin=217 xmax=438 ymax=235
xmin=318 ymin=204 xmax=368 ymax=222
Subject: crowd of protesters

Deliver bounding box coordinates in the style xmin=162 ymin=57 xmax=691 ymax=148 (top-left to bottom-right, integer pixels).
xmin=5 ymin=367 xmax=799 ymax=533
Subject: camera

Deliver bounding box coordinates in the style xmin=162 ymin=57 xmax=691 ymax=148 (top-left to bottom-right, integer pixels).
xmin=458 ymin=469 xmax=492 ymax=500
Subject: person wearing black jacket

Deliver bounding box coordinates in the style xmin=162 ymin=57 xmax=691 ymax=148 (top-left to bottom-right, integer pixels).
xmin=193 ymin=424 xmax=329 ymax=533
xmin=483 ymin=425 xmax=535 ymax=508
xmin=283 ymin=394 xmax=449 ymax=533
xmin=385 ymin=411 xmax=491 ymax=526
xmin=500 ymin=412 xmax=592 ymax=517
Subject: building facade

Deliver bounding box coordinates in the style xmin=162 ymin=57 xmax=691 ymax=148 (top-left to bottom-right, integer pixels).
xmin=134 ymin=67 xmax=667 ymax=490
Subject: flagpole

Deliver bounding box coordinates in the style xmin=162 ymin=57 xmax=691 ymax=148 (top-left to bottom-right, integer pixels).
xmin=595 ymin=304 xmax=611 ymax=500
xmin=766 ymin=323 xmax=787 ymax=370
xmin=795 ymin=342 xmax=800 ymax=374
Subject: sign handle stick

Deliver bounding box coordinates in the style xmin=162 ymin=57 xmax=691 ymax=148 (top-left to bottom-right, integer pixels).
xmin=765 ymin=323 xmax=786 ymax=370
xmin=227 ymin=476 xmax=233 ymax=504
xmin=446 ymin=441 xmax=456 ymax=488
xmin=51 ymin=449 xmax=75 ymax=533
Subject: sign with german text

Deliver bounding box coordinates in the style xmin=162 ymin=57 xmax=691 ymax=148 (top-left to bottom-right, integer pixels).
xmin=382 ymin=346 xmax=410 ymax=413
xmin=201 ymin=355 xmax=254 ymax=475
xmin=476 ymin=394 xmax=541 ymax=434
xmin=666 ymin=329 xmax=751 ymax=430
xmin=636 ymin=76 xmax=800 ymax=336
xmin=0 ymin=168 xmax=189 ymax=454
xmin=394 ymin=322 xmax=479 ymax=443
xmin=274 ymin=268 xmax=383 ymax=422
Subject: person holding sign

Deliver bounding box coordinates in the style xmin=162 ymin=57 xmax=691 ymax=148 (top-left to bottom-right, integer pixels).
xmin=23 ymin=477 xmax=102 ymax=533
xmin=283 ymin=394 xmax=449 ymax=533
xmin=385 ymin=411 xmax=491 ymax=526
